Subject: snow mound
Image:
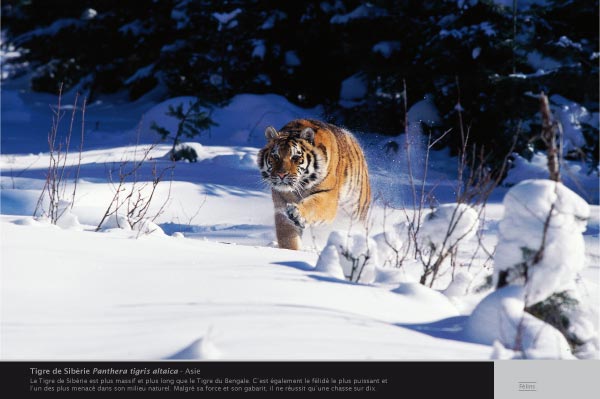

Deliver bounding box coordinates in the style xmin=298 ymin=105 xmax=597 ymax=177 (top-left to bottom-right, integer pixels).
xmin=372 ymin=41 xmax=401 ymax=58
xmin=251 ymin=39 xmax=266 ymax=60
xmin=493 ymin=179 xmax=589 ymax=305
xmin=168 ymin=329 xmax=222 ymax=360
xmin=136 ymin=94 xmax=321 ymax=147
xmin=323 ymin=230 xmax=378 ymax=283
xmin=420 ymin=203 xmax=479 ymax=251
xmin=407 ymin=94 xmax=441 ymax=126
xmin=167 ymin=142 xmax=206 ymax=162
xmin=314 ymin=245 xmax=345 ymax=279
xmin=339 ymin=73 xmax=368 ymax=108
xmin=465 ymin=286 xmax=574 ymax=359
xmin=209 ymin=94 xmax=321 ymax=146
xmin=373 ymin=267 xmax=406 ymax=286
xmin=443 ymin=271 xmax=474 ymax=298
xmin=372 ymin=224 xmax=406 ymax=268
xmin=504 ymin=153 xmax=599 ymax=204
xmin=330 ymin=4 xmax=389 ymax=24
xmin=392 ymin=283 xmax=459 ymax=317
xmin=99 ymin=213 xmax=165 ymax=236
xmin=284 ymin=51 xmax=301 ymax=67
xmin=213 ymin=8 xmax=242 ymax=30
xmin=55 ymin=208 xmax=82 ymax=230
xmin=550 ymin=94 xmax=592 ymax=156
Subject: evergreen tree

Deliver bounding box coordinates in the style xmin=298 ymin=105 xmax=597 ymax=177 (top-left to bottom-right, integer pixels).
xmin=2 ymin=0 xmax=597 ymax=171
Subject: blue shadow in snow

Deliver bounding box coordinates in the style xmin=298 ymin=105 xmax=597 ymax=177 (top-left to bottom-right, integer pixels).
xmin=271 ymin=261 xmax=314 ymax=272
xmin=164 ymin=338 xmax=202 ymax=360
xmin=396 ymin=316 xmax=473 ymax=343
xmin=584 ymin=224 xmax=599 ymax=236
xmin=308 ymin=274 xmax=361 ymax=286
xmin=160 ymin=222 xmax=269 ymax=235
xmin=271 ymin=261 xmax=361 ymax=286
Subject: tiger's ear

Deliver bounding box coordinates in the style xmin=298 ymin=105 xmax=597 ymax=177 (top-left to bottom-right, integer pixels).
xmin=265 ymin=126 xmax=279 ymax=140
xmin=299 ymin=127 xmax=315 ymax=144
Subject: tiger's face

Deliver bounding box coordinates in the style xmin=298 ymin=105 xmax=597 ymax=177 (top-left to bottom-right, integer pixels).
xmin=258 ymin=126 xmax=324 ymax=193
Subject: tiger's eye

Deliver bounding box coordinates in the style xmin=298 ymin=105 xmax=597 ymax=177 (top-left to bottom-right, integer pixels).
xmin=271 ymin=153 xmax=280 ymax=160
xmin=291 ymin=155 xmax=301 ymax=162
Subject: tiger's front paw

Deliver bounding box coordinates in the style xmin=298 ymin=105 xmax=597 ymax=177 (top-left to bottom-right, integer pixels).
xmin=286 ymin=203 xmax=306 ymax=229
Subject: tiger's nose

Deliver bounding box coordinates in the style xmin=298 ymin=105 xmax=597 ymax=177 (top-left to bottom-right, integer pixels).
xmin=277 ymin=172 xmax=288 ymax=180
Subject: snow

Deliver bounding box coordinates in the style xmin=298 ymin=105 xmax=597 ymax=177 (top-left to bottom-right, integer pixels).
xmin=549 ymin=94 xmax=592 ymax=155
xmin=213 ymin=9 xmax=242 ymax=25
xmin=260 ymin=12 xmax=287 ymax=30
xmin=13 ymin=19 xmax=84 ymax=45
xmin=407 ymin=94 xmax=441 ymax=126
xmin=393 ymin=283 xmax=461 ymax=317
xmin=1 ymin=215 xmax=494 ymax=360
xmin=339 ymin=73 xmax=368 ymax=108
xmin=119 ymin=20 xmax=152 ymax=36
xmin=284 ymin=51 xmax=301 ymax=67
xmin=1 ymin=67 xmax=598 ymax=360
xmin=372 ymin=41 xmax=401 ymax=58
xmin=373 ymin=225 xmax=405 ymax=269
xmin=465 ymin=286 xmax=575 ymax=359
xmin=443 ymin=271 xmax=474 ymax=298
xmin=81 ymin=8 xmax=98 ymax=20
xmin=555 ymin=36 xmax=583 ymax=51
xmin=493 ymin=179 xmax=589 ymax=305
xmin=504 ymin=153 xmax=599 ymax=204
xmin=252 ymin=40 xmax=266 ymax=60
xmin=330 ymin=4 xmax=389 ymax=24
xmin=314 ymin=245 xmax=345 ymax=279
xmin=420 ymin=204 xmax=479 ymax=252
xmin=124 ymin=64 xmax=155 ymax=85
xmin=492 ymin=0 xmax=548 ymax=10
xmin=439 ymin=22 xmax=496 ymax=40
xmin=161 ymin=40 xmax=186 ymax=53
xmin=526 ymin=51 xmax=561 ymax=73
xmin=171 ymin=8 xmax=190 ymax=30
xmin=129 ymin=93 xmax=322 ymax=148
xmin=213 ymin=8 xmax=242 ymax=30
xmin=322 ymin=231 xmax=378 ymax=283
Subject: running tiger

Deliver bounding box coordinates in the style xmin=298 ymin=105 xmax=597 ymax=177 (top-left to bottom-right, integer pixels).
xmin=257 ymin=119 xmax=371 ymax=250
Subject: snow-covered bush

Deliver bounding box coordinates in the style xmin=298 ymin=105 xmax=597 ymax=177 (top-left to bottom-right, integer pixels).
xmin=167 ymin=143 xmax=202 ymax=163
xmin=317 ymin=231 xmax=378 ymax=283
xmin=468 ymin=179 xmax=596 ymax=358
xmin=442 ymin=270 xmax=474 ymax=298
xmin=418 ymin=203 xmax=479 ymax=286
xmin=465 ymin=286 xmax=575 ymax=359
xmin=368 ymin=203 xmax=481 ymax=289
xmin=493 ymin=179 xmax=589 ymax=305
xmin=372 ymin=223 xmax=406 ymax=269
xmin=96 ymin=142 xmax=174 ymax=236
xmin=314 ymin=245 xmax=345 ymax=280
xmin=98 ymin=213 xmax=165 ymax=236
xmin=420 ymin=203 xmax=479 ymax=252
xmin=150 ymin=98 xmax=215 ymax=161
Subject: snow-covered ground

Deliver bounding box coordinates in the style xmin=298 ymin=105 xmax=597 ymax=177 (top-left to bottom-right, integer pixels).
xmin=1 ymin=74 xmax=598 ymax=360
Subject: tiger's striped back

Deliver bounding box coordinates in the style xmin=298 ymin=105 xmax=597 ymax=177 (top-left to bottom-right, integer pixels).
xmin=280 ymin=119 xmax=370 ymax=221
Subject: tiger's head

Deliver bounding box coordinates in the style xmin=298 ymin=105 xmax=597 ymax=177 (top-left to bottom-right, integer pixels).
xmin=257 ymin=125 xmax=325 ymax=193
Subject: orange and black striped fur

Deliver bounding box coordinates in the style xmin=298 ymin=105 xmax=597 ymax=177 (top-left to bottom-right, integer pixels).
xmin=257 ymin=119 xmax=371 ymax=250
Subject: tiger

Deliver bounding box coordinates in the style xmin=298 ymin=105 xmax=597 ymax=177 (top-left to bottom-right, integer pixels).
xmin=257 ymin=119 xmax=371 ymax=250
